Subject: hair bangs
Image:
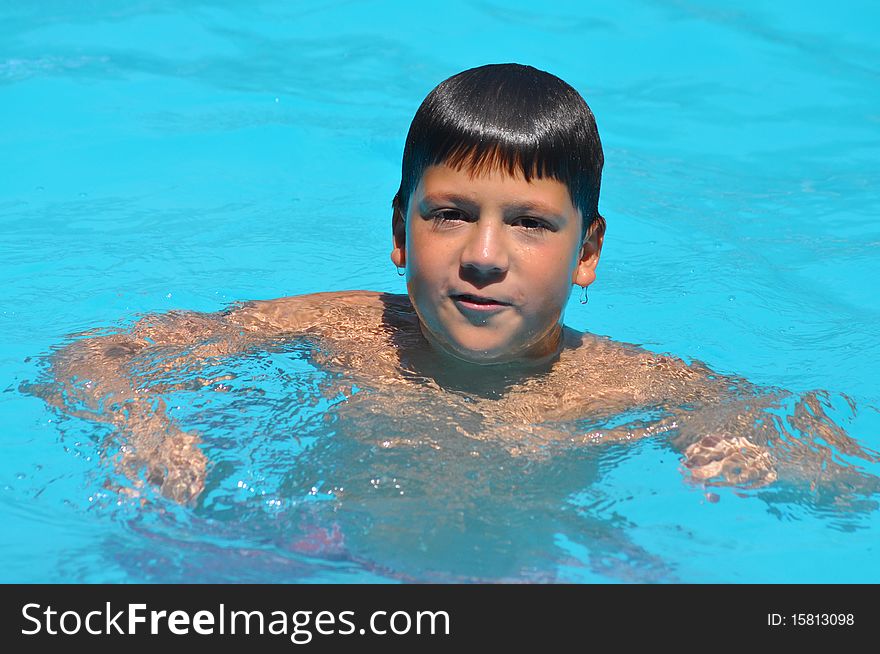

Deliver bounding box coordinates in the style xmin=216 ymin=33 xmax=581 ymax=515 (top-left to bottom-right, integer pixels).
xmin=428 ymin=139 xmax=564 ymax=185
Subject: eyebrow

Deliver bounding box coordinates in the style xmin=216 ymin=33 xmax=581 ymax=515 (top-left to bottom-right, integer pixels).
xmin=419 ymin=193 xmax=567 ymax=221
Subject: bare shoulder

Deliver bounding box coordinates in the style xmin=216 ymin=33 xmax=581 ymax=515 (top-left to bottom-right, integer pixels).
xmin=578 ymin=330 xmax=711 ymax=373
xmin=561 ymin=329 xmax=725 ymax=404
xmin=249 ymin=290 xmax=385 ymax=313
xmin=229 ymin=291 xmax=403 ymax=333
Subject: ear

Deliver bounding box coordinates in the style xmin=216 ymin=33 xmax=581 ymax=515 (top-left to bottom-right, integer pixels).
xmin=390 ymin=192 xmax=407 ymax=268
xmin=572 ymin=214 xmax=605 ymax=287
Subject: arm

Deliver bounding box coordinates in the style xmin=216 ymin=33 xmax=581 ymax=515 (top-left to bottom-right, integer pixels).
xmin=41 ymin=305 xmax=269 ymax=503
xmin=37 ymin=292 xmax=369 ymax=503
xmin=591 ymin=350 xmax=878 ymax=492
xmin=670 ymin=385 xmax=880 ymax=494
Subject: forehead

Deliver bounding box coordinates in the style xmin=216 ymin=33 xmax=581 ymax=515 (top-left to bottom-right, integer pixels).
xmin=414 ymin=163 xmax=577 ymax=216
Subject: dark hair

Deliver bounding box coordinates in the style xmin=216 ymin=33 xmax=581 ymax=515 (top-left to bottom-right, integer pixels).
xmin=392 ymin=63 xmax=604 ymax=243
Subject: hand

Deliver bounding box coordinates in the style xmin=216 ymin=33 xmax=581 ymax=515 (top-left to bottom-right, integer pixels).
xmin=683 ymin=434 xmax=777 ymax=488
xmin=150 ymin=430 xmax=207 ymax=504
xmin=114 ymin=426 xmax=207 ymax=505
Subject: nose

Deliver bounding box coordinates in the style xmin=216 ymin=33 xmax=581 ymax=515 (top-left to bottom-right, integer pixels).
xmin=459 ymin=217 xmax=509 ymax=277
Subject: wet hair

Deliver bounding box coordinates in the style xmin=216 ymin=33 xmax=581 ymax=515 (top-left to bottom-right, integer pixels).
xmin=392 ymin=63 xmax=604 ymax=244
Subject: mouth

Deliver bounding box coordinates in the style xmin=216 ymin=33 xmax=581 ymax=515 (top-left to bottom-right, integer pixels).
xmin=450 ymin=293 xmax=512 ymax=312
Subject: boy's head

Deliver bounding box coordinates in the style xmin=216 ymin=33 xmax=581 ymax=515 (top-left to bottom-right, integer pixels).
xmin=392 ymin=63 xmax=604 ymax=244
xmin=390 ymin=63 xmax=605 ymax=365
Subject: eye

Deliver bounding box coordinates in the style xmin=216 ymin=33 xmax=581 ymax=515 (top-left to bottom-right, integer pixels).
xmin=430 ymin=209 xmax=467 ymax=225
xmin=514 ymin=216 xmax=552 ymax=231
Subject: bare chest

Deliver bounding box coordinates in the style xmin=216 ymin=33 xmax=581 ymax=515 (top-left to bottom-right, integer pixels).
xmin=308 ymin=320 xmax=646 ymax=426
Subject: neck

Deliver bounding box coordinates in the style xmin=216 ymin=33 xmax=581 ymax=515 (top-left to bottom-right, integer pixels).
xmin=403 ymin=323 xmax=566 ymax=397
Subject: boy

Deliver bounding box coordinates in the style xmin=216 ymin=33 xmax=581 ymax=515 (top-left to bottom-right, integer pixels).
xmin=43 ymin=64 xmax=875 ymax=504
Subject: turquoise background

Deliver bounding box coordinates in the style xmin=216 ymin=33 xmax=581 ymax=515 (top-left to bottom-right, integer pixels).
xmin=1 ymin=0 xmax=878 ymax=582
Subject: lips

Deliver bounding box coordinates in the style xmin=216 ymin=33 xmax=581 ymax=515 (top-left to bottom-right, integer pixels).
xmin=452 ymin=293 xmax=510 ymax=306
xmin=450 ymin=293 xmax=510 ymax=316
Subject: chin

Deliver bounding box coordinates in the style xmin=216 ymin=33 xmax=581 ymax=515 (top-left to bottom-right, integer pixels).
xmin=419 ymin=318 xmax=521 ymax=365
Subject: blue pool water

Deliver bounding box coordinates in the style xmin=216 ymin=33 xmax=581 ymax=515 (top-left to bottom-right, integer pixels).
xmin=2 ymin=0 xmax=879 ymax=583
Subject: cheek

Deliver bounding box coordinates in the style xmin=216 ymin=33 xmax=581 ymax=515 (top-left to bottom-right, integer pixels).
xmin=408 ymin=254 xmax=442 ymax=292
xmin=408 ymin=234 xmax=450 ymax=281
xmin=406 ymin=241 xmax=448 ymax=309
xmin=524 ymin=254 xmax=575 ymax=303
